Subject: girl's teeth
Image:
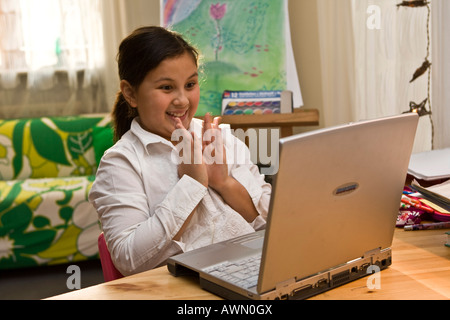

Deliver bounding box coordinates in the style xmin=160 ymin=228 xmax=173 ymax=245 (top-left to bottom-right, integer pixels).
xmin=167 ymin=111 xmax=186 ymax=117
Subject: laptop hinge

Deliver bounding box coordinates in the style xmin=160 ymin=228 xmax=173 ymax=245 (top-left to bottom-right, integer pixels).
xmin=363 ymin=247 xmax=382 ymax=259
xmin=275 ymin=278 xmax=296 ymax=298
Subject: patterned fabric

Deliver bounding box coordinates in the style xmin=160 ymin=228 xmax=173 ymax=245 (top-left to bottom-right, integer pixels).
xmin=0 ymin=176 xmax=100 ymax=269
xmin=0 ymin=115 xmax=111 ymax=180
xmin=0 ymin=115 xmax=113 ymax=270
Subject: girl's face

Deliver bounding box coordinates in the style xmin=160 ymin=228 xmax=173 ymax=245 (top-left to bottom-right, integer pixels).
xmin=122 ymin=52 xmax=200 ymax=140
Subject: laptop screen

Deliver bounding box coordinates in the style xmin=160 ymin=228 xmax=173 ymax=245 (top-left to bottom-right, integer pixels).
xmin=258 ymin=113 xmax=418 ymax=293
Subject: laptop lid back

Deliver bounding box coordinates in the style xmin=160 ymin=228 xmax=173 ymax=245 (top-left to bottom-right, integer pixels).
xmin=257 ymin=113 xmax=418 ymax=294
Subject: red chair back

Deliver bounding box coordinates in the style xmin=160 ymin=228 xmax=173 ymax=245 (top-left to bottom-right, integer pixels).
xmin=98 ymin=233 xmax=124 ymax=282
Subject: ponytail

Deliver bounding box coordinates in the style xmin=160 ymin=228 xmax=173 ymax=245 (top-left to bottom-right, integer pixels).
xmin=112 ymin=91 xmax=138 ymax=142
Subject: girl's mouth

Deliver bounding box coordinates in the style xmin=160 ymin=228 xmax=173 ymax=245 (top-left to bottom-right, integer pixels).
xmin=166 ymin=109 xmax=189 ymax=122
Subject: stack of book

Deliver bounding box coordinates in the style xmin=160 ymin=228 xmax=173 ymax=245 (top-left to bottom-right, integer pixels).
xmin=408 ymin=180 xmax=450 ymax=247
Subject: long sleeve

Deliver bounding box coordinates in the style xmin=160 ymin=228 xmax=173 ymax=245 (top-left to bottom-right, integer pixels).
xmin=89 ymin=137 xmax=207 ymax=275
xmin=231 ymin=165 xmax=271 ymax=230
xmin=226 ymin=134 xmax=272 ymax=230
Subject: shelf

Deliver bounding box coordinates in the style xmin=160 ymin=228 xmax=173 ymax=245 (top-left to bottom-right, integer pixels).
xmin=197 ymin=108 xmax=319 ymax=137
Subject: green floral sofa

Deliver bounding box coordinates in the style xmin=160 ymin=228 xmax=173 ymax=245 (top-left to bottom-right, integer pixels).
xmin=0 ymin=114 xmax=113 ymax=270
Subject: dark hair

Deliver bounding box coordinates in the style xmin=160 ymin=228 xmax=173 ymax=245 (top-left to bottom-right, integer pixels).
xmin=112 ymin=26 xmax=200 ymax=142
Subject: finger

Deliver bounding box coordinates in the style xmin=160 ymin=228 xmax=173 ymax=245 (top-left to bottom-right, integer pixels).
xmin=202 ymin=113 xmax=212 ymax=150
xmin=175 ymin=117 xmax=185 ymax=130
xmin=212 ymin=116 xmax=221 ymax=129
xmin=192 ymin=131 xmax=203 ymax=164
xmin=203 ymin=112 xmax=212 ymax=133
xmin=174 ymin=118 xmax=190 ymax=142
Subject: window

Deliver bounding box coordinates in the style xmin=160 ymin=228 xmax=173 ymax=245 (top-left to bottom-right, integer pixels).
xmin=0 ymin=0 xmax=106 ymax=117
xmin=1 ymin=0 xmax=104 ymax=74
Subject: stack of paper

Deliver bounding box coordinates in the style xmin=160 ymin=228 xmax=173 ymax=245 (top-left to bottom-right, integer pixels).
xmin=411 ymin=180 xmax=450 ymax=221
xmin=408 ymin=148 xmax=450 ymax=181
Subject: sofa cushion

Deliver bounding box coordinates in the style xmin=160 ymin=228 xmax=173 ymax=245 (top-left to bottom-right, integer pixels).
xmin=92 ymin=125 xmax=114 ymax=166
xmin=0 ymin=175 xmax=101 ymax=269
xmin=0 ymin=115 xmax=111 ymax=180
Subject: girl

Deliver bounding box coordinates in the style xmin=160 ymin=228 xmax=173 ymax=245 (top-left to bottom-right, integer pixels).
xmin=89 ymin=26 xmax=271 ymax=276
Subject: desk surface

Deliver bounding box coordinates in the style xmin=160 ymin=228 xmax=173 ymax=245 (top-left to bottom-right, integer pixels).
xmin=48 ymin=228 xmax=450 ymax=300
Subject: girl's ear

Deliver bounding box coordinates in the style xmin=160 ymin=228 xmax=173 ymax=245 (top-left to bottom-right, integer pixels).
xmin=120 ymin=80 xmax=138 ymax=108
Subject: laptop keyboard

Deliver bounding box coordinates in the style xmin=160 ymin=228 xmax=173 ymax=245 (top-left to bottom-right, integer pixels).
xmin=202 ymin=254 xmax=261 ymax=289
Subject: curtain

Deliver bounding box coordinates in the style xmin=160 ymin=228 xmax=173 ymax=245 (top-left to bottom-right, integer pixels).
xmin=432 ymin=0 xmax=450 ymax=149
xmin=100 ymin=0 xmax=128 ymax=113
xmin=0 ymin=0 xmax=109 ymax=118
xmin=317 ymin=0 xmax=437 ymax=153
xmin=316 ymin=0 xmax=355 ymax=128
xmin=101 ymin=0 xmax=162 ymax=112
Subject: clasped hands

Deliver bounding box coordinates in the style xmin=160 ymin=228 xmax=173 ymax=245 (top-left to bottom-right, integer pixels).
xmin=174 ymin=113 xmax=229 ymax=193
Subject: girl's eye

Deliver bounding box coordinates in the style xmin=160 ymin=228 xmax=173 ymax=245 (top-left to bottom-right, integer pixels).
xmin=186 ymin=81 xmax=197 ymax=89
xmin=159 ymin=85 xmax=172 ymax=91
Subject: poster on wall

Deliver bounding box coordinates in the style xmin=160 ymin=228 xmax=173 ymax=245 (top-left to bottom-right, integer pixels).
xmin=161 ymin=0 xmax=303 ymax=115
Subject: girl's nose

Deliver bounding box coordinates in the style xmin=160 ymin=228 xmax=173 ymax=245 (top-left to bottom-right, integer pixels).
xmin=174 ymin=90 xmax=189 ymax=106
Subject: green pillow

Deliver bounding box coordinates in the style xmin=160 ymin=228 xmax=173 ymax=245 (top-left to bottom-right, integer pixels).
xmin=92 ymin=126 xmax=114 ymax=166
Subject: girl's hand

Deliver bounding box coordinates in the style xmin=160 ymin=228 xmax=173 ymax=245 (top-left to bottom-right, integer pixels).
xmin=174 ymin=118 xmax=208 ymax=188
xmin=202 ymin=113 xmax=229 ymax=193
xmin=202 ymin=114 xmax=259 ymax=223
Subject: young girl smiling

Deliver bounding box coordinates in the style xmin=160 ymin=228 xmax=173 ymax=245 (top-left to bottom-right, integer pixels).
xmin=89 ymin=26 xmax=271 ymax=276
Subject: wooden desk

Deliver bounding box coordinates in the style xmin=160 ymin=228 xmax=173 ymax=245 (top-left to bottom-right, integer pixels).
xmin=197 ymin=108 xmax=320 ymax=137
xmin=47 ymin=228 xmax=449 ymax=300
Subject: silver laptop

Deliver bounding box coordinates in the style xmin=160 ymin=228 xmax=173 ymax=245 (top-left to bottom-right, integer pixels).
xmin=167 ymin=113 xmax=418 ymax=300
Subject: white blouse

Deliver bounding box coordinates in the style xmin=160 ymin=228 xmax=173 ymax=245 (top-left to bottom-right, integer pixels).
xmin=89 ymin=118 xmax=271 ymax=276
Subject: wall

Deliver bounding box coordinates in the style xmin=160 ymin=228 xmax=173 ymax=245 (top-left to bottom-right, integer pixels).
xmin=288 ymin=0 xmax=324 ymax=132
